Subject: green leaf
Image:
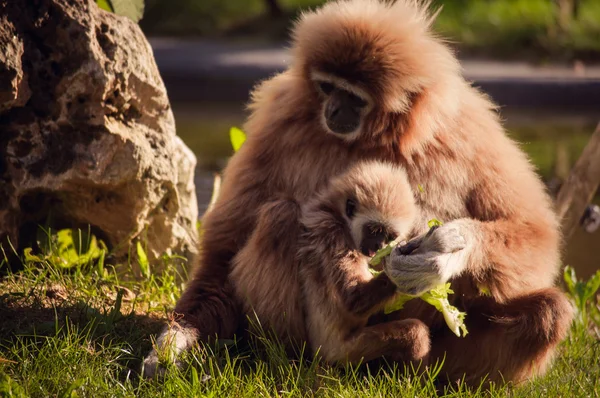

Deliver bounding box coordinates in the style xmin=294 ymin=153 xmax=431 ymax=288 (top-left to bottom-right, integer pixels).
xmin=590 ymin=302 xmax=600 ymax=328
xmin=420 ymin=283 xmax=468 ymax=337
xmin=0 ymin=372 xmax=27 ymax=398
xmin=229 ymin=127 xmax=247 ymax=152
xmin=96 ymin=0 xmax=113 ymax=12
xmin=191 ymin=366 xmax=200 ymax=388
xmin=23 ymin=248 xmax=43 ymax=263
xmin=110 ymin=0 xmax=144 ymax=22
xmin=564 ymin=265 xmax=577 ymax=296
xmin=136 ymin=241 xmax=150 ymax=278
xmin=106 ymin=289 xmax=124 ymax=328
xmin=59 ymin=377 xmax=85 ymax=398
xmin=427 ymin=218 xmax=444 ymax=229
xmin=55 ymin=229 xmax=78 ymax=268
xmin=368 ymin=238 xmax=401 ymax=267
xmin=384 ymin=294 xmax=415 ymax=314
xmin=478 ymin=285 xmax=491 ymax=296
xmin=583 ymin=269 xmax=600 ymax=302
xmin=381 ymin=283 xmax=468 ymax=337
xmin=417 ymin=184 xmax=425 ymax=193
xmin=96 ymin=243 xmax=106 ymax=278
xmin=53 ymin=229 xmax=104 ymax=268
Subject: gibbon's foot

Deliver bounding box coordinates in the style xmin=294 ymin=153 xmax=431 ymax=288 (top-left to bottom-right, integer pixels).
xmin=142 ymin=321 xmax=199 ymax=379
xmin=384 ymin=221 xmax=469 ymax=295
xmin=430 ymin=287 xmax=574 ymax=385
xmin=343 ymin=319 xmax=431 ymax=365
xmin=142 ymin=349 xmax=172 ymax=380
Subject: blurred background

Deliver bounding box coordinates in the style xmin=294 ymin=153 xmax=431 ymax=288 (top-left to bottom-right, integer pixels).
xmin=140 ymin=0 xmax=600 ymax=276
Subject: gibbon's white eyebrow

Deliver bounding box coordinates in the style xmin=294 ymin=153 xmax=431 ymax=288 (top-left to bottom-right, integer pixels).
xmin=311 ymin=70 xmax=372 ymax=104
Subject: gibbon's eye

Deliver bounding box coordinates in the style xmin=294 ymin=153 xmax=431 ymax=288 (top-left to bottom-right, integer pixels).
xmin=318 ymin=81 xmax=335 ymax=95
xmin=345 ymin=199 xmax=357 ymax=218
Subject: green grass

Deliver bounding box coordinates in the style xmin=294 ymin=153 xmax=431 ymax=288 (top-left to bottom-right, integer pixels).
xmin=1 ymin=230 xmax=600 ymax=397
xmin=433 ymin=0 xmax=600 ymax=61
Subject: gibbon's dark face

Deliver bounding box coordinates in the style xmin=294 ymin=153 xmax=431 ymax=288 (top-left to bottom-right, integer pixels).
xmin=359 ymin=221 xmax=397 ymax=257
xmin=345 ymin=198 xmax=397 ymax=257
xmin=316 ymin=80 xmax=369 ymax=136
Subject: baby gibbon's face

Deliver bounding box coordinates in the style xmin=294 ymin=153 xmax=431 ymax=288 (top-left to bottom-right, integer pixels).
xmin=301 ymin=162 xmax=417 ymax=261
xmin=344 ymin=197 xmax=398 ymax=257
xmin=330 ymin=162 xmax=418 ymax=259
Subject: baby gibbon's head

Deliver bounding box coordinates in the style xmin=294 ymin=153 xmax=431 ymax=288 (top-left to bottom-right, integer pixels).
xmin=303 ymin=161 xmax=417 ymax=258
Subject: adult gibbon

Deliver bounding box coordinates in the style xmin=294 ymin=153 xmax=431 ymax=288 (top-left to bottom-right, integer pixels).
xmin=144 ymin=0 xmax=573 ymax=384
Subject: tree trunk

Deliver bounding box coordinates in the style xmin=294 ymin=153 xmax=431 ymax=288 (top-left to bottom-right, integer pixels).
xmin=554 ymin=0 xmax=580 ymax=30
xmin=555 ymin=123 xmax=600 ymax=240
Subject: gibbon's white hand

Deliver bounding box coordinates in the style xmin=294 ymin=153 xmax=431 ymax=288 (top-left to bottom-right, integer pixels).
xmin=384 ymin=222 xmax=469 ymax=295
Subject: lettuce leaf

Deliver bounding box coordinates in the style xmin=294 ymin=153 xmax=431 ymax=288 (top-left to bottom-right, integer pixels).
xmin=368 ymin=237 xmax=402 ymax=267
xmin=368 ymin=240 xmax=468 ymax=337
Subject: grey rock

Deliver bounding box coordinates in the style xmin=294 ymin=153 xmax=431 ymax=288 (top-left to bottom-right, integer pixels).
xmin=0 ymin=0 xmax=198 ymax=264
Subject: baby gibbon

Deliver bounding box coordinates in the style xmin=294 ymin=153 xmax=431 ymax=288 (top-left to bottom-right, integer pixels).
xmin=298 ymin=161 xmax=431 ymax=364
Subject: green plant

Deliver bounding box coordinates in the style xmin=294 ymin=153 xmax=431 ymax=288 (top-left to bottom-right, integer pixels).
xmin=136 ymin=241 xmax=151 ymax=279
xmin=563 ymin=265 xmax=600 ymax=329
xmin=96 ymin=0 xmax=145 ymax=23
xmin=229 ymin=126 xmax=247 ymax=152
xmin=24 ymin=227 xmax=107 ymax=271
xmin=198 ymin=126 xmax=245 ymax=230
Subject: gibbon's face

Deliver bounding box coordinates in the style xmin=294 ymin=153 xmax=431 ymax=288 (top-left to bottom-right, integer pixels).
xmin=312 ymin=71 xmax=373 ymax=141
xmin=302 ymin=162 xmax=417 ymax=262
xmin=343 ymin=197 xmax=399 ymax=258
xmin=293 ymin=0 xmax=463 ymax=144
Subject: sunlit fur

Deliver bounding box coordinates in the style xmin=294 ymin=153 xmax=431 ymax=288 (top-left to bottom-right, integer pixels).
xmin=298 ymin=161 xmax=429 ymax=364
xmin=147 ymin=0 xmax=574 ymax=385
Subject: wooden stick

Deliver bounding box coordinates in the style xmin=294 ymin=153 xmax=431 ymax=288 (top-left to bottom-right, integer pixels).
xmin=205 ymin=173 xmax=222 ymax=216
xmin=555 ymin=122 xmax=600 ymax=240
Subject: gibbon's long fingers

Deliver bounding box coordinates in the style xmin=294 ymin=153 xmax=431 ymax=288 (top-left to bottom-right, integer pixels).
xmin=398 ymin=236 xmax=424 ymax=255
xmin=386 ymin=248 xmax=470 ymax=295
xmin=383 ymin=253 xmax=442 ymax=295
xmin=413 ymin=223 xmax=468 ymax=255
xmin=342 ymin=319 xmax=430 ymax=364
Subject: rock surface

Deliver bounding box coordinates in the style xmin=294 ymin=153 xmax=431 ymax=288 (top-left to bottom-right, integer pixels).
xmin=0 ymin=0 xmax=198 ymax=263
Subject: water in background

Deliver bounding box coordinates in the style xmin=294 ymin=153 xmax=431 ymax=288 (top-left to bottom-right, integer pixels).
xmin=172 ymin=101 xmax=600 ymax=279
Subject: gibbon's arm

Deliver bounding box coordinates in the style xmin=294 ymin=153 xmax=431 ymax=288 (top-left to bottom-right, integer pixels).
xmin=386 ymin=146 xmax=559 ymax=302
xmin=386 ymin=212 xmax=559 ymax=301
xmin=334 ymin=260 xmax=398 ymax=316
xmin=173 ymin=153 xmax=273 ymax=337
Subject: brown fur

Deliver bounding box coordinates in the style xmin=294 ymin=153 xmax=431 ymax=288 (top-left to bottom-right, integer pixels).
xmin=298 ymin=161 xmax=429 ymax=364
xmin=230 ymin=197 xmax=307 ymax=350
xmin=145 ymin=0 xmax=574 ymax=385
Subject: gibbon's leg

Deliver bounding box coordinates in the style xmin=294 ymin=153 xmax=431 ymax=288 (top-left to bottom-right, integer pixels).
xmin=429 ymin=287 xmax=574 ymax=386
xmin=339 ymin=273 xmax=399 ymax=316
xmin=230 ymin=198 xmax=306 ymax=349
xmin=144 ymin=197 xmax=304 ymax=378
xmin=143 ymin=196 xmax=259 ymax=378
xmin=142 ymin=245 xmax=241 ymax=378
xmin=342 ymin=319 xmax=430 ymax=365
